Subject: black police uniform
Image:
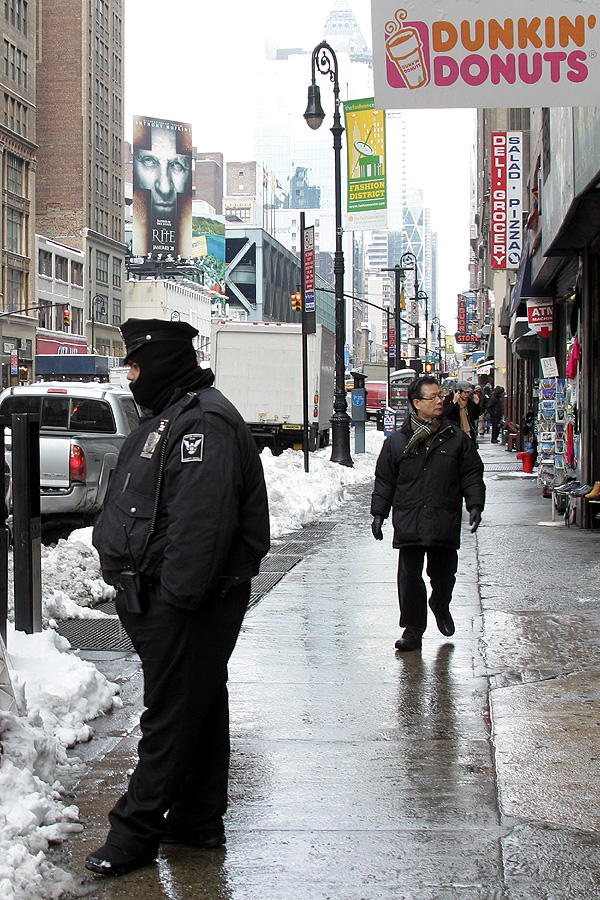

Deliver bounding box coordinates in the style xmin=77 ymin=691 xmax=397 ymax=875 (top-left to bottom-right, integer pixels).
xmin=91 ymin=320 xmax=270 ymax=860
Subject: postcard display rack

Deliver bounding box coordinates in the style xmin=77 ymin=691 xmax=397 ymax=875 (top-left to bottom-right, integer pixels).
xmin=537 ymin=377 xmax=575 ymax=484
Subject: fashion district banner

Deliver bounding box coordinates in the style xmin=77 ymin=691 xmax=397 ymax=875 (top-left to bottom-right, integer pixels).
xmin=343 ymin=98 xmax=387 ymax=231
xmin=372 ymin=1 xmax=599 ymax=109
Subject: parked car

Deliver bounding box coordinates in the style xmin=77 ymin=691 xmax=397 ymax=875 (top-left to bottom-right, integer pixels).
xmin=0 ymin=382 xmax=140 ymax=520
xmin=365 ymin=381 xmax=388 ymax=420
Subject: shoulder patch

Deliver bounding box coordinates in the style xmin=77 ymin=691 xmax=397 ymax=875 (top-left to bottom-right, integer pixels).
xmin=181 ymin=433 xmax=204 ymax=463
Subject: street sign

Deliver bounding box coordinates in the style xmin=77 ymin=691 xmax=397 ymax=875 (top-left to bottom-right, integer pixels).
xmin=408 ymin=337 xmax=425 ymax=345
xmin=303 ymin=226 xmax=315 ymax=313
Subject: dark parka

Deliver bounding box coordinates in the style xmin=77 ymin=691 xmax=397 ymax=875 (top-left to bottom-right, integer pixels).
xmin=370 ymin=416 xmax=485 ymax=549
xmin=442 ymin=393 xmax=482 ymax=444
xmin=92 ymin=385 xmax=270 ymax=610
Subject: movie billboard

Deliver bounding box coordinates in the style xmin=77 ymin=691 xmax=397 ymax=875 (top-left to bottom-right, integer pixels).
xmin=132 ymin=115 xmax=193 ymax=257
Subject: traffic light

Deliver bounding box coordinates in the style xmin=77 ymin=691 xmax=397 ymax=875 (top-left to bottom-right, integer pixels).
xmin=291 ymin=291 xmax=302 ymax=312
xmin=424 ymin=361 xmax=433 ymax=374
xmin=63 ymin=307 xmax=70 ymax=328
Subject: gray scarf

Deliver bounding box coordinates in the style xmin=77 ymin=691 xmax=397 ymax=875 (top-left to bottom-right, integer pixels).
xmin=405 ymin=413 xmax=441 ymax=455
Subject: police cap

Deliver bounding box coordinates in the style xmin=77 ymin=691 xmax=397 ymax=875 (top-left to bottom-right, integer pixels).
xmin=121 ymin=318 xmax=199 ymax=362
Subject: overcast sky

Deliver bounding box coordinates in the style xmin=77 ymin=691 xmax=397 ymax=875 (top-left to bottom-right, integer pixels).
xmin=124 ymin=0 xmax=474 ymax=330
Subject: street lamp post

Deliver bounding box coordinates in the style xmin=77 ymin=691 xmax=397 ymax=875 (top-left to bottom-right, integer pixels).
xmin=90 ymin=294 xmax=106 ymax=354
xmin=305 ymin=41 xmax=352 ymax=467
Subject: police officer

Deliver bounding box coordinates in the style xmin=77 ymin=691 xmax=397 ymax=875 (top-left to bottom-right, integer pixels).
xmin=85 ymin=318 xmax=270 ymax=877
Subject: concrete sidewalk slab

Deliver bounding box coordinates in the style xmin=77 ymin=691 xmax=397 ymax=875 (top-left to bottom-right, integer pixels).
xmin=56 ymin=440 xmax=600 ymax=899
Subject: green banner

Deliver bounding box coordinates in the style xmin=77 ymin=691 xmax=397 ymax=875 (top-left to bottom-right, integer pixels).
xmin=344 ymin=98 xmax=387 ymax=229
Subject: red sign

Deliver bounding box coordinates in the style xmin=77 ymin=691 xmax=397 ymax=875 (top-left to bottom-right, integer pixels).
xmin=456 ymin=294 xmax=478 ymax=345
xmin=37 ymin=337 xmax=87 ymax=354
xmin=388 ymin=325 xmax=395 ymax=350
xmin=526 ymin=298 xmax=553 ymax=338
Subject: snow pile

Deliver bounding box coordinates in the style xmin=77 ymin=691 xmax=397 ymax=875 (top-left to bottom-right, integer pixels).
xmin=7 ymin=528 xmax=115 ymax=625
xmin=1 ymin=627 xmax=120 ymax=899
xmin=262 ymin=429 xmax=383 ymax=538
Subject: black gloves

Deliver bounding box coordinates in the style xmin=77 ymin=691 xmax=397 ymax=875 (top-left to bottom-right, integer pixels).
xmin=469 ymin=508 xmax=482 ymax=532
xmin=371 ymin=515 xmax=384 ymax=540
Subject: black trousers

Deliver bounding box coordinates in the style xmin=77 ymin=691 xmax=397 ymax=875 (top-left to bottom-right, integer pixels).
xmin=397 ymin=545 xmax=458 ymax=633
xmin=490 ymin=416 xmax=502 ymax=442
xmin=106 ymin=580 xmax=250 ymax=855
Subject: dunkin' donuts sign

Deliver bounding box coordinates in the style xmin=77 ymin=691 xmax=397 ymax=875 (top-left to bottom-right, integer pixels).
xmin=372 ymin=1 xmax=599 ymax=108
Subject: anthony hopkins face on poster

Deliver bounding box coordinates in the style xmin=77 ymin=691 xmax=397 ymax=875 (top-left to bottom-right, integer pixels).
xmin=132 ymin=116 xmax=192 ymax=257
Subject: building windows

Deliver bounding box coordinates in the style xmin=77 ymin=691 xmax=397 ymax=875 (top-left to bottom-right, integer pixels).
xmin=55 ymin=255 xmax=68 ymax=281
xmin=6 ymin=152 xmax=22 ymax=195
xmin=96 ymin=250 xmax=108 ymax=283
xmin=95 ymin=164 xmax=108 ymax=198
xmin=38 ymin=249 xmax=52 ymax=277
xmin=4 ymin=0 xmax=27 ymax=34
xmin=71 ymin=306 xmax=83 ymax=335
xmin=6 ymin=267 xmax=22 ymax=311
xmin=6 ymin=207 xmax=22 ymax=254
xmin=112 ymin=257 xmax=121 ymax=287
xmin=4 ymin=94 xmax=27 ymax=136
xmin=112 ymin=297 xmax=121 ymax=325
xmin=71 ymin=260 xmax=84 ymax=286
xmin=3 ymin=39 xmax=26 ymax=87
xmin=37 ymin=298 xmax=52 ymax=329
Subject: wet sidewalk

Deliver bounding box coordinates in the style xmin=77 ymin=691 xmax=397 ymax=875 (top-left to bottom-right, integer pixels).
xmin=58 ymin=437 xmax=600 ymax=899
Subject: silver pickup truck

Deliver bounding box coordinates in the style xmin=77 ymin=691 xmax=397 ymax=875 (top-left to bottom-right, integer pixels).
xmin=0 ymin=381 xmax=140 ymax=520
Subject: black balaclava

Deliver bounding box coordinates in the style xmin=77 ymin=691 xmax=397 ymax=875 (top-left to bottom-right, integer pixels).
xmin=128 ymin=340 xmax=204 ymax=414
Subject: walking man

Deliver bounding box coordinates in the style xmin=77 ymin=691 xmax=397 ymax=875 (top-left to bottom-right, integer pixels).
xmin=371 ymin=375 xmax=485 ymax=652
xmin=86 ymin=318 xmax=270 ymax=876
xmin=487 ymin=386 xmax=505 ymax=443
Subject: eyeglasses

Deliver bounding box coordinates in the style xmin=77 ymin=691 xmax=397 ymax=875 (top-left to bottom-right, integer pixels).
xmin=418 ymin=393 xmax=442 ymax=402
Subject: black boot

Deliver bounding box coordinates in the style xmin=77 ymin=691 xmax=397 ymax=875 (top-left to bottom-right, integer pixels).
xmin=394 ymin=627 xmax=423 ymax=652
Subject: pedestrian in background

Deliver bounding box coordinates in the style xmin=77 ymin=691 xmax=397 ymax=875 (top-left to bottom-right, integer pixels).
xmin=487 ymin=386 xmax=505 ymax=443
xmin=370 ymin=375 xmax=485 ymax=652
xmin=86 ymin=318 xmax=270 ymax=877
xmin=442 ymin=380 xmax=482 ymax=446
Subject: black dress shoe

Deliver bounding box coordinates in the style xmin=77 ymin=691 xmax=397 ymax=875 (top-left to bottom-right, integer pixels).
xmin=85 ymin=843 xmax=156 ymax=877
xmin=554 ymin=481 xmax=580 ymax=494
xmin=161 ymin=830 xmax=226 ymax=849
xmin=394 ymin=628 xmax=422 ymax=652
xmin=428 ymin=599 xmax=455 ymax=636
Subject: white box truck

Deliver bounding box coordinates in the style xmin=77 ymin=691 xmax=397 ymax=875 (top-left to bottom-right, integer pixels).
xmin=211 ymin=322 xmax=335 ymax=454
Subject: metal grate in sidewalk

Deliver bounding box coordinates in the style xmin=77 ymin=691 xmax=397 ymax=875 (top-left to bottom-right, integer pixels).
xmin=56 ymin=521 xmax=337 ymax=648
xmin=485 ymin=463 xmax=522 ymax=473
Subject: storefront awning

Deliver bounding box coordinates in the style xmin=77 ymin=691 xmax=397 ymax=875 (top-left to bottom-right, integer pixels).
xmin=546 ymin=189 xmax=600 ymax=255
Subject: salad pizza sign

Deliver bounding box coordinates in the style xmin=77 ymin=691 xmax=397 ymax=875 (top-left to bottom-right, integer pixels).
xmin=372 ymin=1 xmax=599 ymax=109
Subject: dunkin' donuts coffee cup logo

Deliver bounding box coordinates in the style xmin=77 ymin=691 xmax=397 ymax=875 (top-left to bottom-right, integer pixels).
xmin=386 ymin=9 xmax=430 ymax=89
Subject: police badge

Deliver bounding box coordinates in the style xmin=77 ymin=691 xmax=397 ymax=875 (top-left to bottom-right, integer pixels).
xmin=181 ymin=433 xmax=204 ymax=462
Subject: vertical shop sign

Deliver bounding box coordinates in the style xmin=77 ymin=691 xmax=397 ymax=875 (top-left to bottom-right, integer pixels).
xmin=491 ymin=132 xmax=523 ymax=269
xmin=344 ymin=98 xmax=387 ymax=231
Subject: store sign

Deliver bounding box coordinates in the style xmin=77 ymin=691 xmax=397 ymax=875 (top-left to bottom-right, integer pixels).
xmin=10 ymin=351 xmax=17 ymax=375
xmin=36 ymin=338 xmax=87 ymax=355
xmin=491 ymin=132 xmax=523 ymax=269
xmin=455 ymin=293 xmax=478 ymax=344
xmin=526 ymin=297 xmax=554 ymax=337
xmin=344 ymin=98 xmax=387 ymax=231
xmin=372 ymin=1 xmax=600 ymax=109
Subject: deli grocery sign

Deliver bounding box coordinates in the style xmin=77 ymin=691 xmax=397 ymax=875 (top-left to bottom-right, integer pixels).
xmin=491 ymin=132 xmax=523 ymax=270
xmin=372 ymin=1 xmax=599 ymax=109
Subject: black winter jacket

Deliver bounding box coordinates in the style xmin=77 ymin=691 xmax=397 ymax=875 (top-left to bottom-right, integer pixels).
xmin=370 ymin=416 xmax=485 ymax=549
xmin=442 ymin=394 xmax=482 ymax=444
xmin=92 ymin=385 xmax=270 ymax=610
